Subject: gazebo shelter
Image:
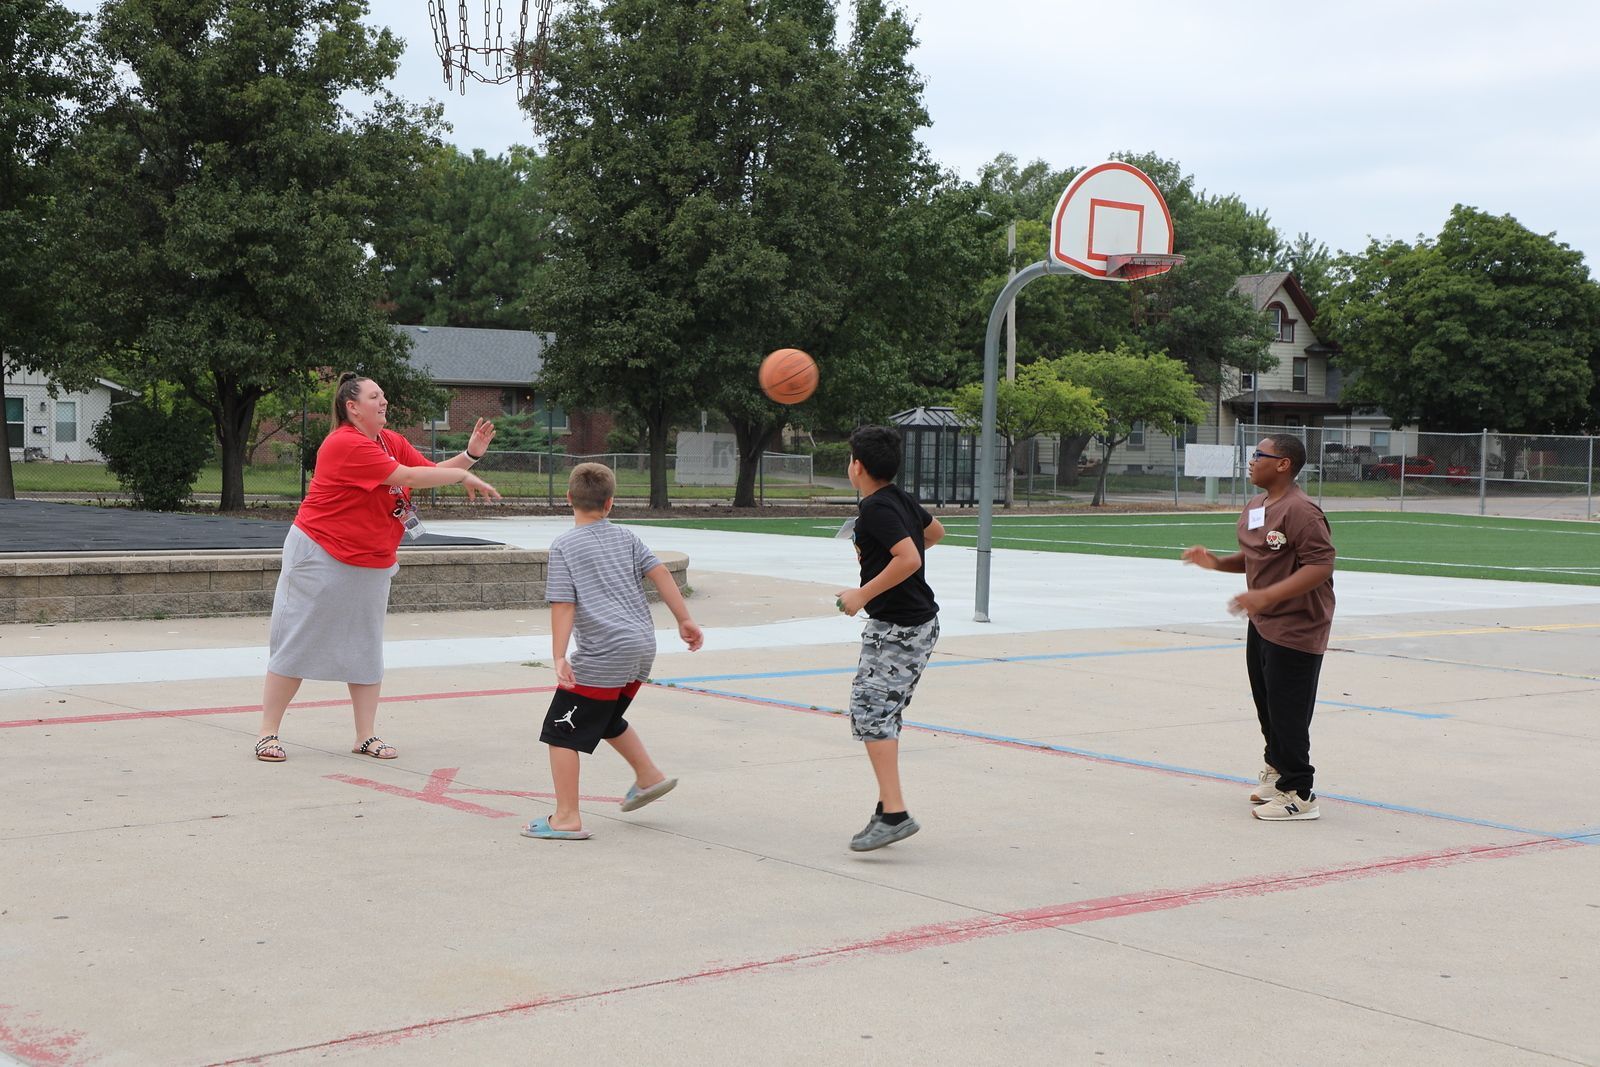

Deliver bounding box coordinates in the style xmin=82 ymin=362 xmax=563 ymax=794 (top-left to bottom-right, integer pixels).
xmin=890 ymin=406 xmax=1001 ymax=507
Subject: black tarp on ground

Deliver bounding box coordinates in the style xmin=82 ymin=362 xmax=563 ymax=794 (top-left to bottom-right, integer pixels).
xmin=0 ymin=499 xmax=497 ymax=553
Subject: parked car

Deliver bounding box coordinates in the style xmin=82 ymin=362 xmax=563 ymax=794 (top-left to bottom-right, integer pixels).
xmin=1365 ymin=455 xmax=1472 ymax=484
xmin=1365 ymin=455 xmax=1434 ymax=479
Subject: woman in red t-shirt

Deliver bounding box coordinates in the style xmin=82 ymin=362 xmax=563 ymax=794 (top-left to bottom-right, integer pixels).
xmin=253 ymin=373 xmax=501 ymax=763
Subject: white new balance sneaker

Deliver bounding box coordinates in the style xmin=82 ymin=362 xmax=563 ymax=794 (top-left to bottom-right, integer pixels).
xmin=1249 ymin=765 xmax=1278 ymax=804
xmin=1252 ymin=789 xmax=1320 ymax=821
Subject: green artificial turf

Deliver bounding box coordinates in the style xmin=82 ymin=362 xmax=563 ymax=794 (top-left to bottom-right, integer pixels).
xmin=624 ymin=511 xmax=1600 ymax=587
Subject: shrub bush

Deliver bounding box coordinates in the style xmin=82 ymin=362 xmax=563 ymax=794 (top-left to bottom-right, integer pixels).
xmin=812 ymin=441 xmax=852 ymax=477
xmin=437 ymin=412 xmax=559 ymax=455
xmin=87 ymin=398 xmax=214 ymax=511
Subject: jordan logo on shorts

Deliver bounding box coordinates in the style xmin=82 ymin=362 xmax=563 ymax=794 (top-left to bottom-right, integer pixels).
xmin=554 ymin=708 xmax=577 ymax=729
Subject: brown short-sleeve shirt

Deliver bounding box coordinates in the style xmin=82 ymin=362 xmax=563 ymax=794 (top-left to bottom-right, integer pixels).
xmin=1237 ymin=484 xmax=1336 ymax=654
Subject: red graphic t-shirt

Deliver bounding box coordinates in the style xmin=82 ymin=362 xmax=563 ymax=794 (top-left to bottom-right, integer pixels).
xmin=293 ymin=424 xmax=431 ymax=568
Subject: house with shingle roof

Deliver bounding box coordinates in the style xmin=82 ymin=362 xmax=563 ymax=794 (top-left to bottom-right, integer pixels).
xmin=1114 ymin=272 xmax=1412 ymax=475
xmin=390 ymin=325 xmax=613 ymax=455
xmin=246 ymin=325 xmax=614 ymax=465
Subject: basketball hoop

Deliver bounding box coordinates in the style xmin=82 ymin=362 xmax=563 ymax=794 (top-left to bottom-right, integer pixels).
xmin=427 ymin=0 xmax=552 ymax=104
xmin=1049 ymin=162 xmax=1180 ymax=283
xmin=1105 ymin=252 xmax=1185 ymax=281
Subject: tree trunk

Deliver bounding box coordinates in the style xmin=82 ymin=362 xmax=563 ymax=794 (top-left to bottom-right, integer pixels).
xmin=1056 ymin=433 xmax=1092 ymax=489
xmin=216 ymin=392 xmax=258 ymax=511
xmin=1004 ymin=438 xmax=1015 ymax=508
xmin=1092 ymin=442 xmax=1117 ymax=506
xmin=1501 ymin=438 xmax=1524 ymax=485
xmin=730 ymin=417 xmax=780 ymax=508
xmin=647 ymin=410 xmax=670 ymax=509
xmin=0 ymin=353 xmax=16 ymax=500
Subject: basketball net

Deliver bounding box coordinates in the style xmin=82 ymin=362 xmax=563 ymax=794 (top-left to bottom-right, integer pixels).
xmin=428 ymin=0 xmax=553 ymax=110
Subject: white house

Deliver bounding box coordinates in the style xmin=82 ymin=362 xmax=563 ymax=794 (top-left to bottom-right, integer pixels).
xmin=3 ymin=371 xmax=138 ymax=463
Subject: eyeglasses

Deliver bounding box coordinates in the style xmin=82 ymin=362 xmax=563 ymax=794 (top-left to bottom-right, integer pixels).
xmin=1251 ymin=449 xmax=1285 ymax=461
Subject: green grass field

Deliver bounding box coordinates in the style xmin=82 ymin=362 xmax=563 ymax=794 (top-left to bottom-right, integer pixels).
xmin=625 ymin=511 xmax=1600 ymax=587
xmin=10 ymin=463 xmax=822 ymax=501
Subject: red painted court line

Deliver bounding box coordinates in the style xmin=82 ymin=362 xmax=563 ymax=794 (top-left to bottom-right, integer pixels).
xmin=0 ymin=686 xmax=556 ymax=730
xmin=326 ymin=766 xmax=626 ymax=811
xmin=454 ymin=787 xmax=628 ymax=805
xmin=0 ymin=1004 xmax=88 ymax=1067
xmin=206 ymin=835 xmax=1575 ymax=1065
xmin=325 ymin=768 xmax=518 ymax=819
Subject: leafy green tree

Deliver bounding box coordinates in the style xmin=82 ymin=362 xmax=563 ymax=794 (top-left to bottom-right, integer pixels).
xmin=951 ymin=361 xmax=1103 ymax=505
xmin=379 ymin=145 xmax=552 ymax=328
xmin=0 ymin=0 xmax=106 ymax=498
xmin=1282 ymin=232 xmax=1336 ymax=308
xmin=1320 ymin=205 xmax=1600 ymax=445
xmin=532 ymin=0 xmax=980 ymax=507
xmin=53 ymin=0 xmax=445 ymax=510
xmin=1053 ymin=345 xmax=1208 ymax=506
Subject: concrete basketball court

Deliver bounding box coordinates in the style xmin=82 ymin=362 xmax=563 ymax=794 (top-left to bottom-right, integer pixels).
xmin=3 ymin=516 xmax=1598 ymax=1065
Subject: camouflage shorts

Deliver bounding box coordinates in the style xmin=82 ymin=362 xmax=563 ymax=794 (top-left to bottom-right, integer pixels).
xmin=849 ymin=617 xmax=939 ymax=741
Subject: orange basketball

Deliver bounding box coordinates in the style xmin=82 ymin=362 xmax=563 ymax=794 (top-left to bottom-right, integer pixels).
xmin=759 ymin=348 xmax=818 ymax=405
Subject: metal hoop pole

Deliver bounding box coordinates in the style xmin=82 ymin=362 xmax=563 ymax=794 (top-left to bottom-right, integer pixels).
xmin=976 ymin=260 xmax=1052 ymax=621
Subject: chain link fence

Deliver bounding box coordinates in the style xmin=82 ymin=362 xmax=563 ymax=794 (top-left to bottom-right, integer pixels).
xmin=421 ymin=450 xmax=816 ymax=505
xmin=1233 ymin=424 xmax=1598 ymax=519
xmin=6 ymin=449 xmax=816 ymax=506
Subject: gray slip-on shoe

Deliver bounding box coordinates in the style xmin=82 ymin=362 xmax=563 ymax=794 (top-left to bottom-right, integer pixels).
xmin=849 ymin=814 xmax=921 ymax=852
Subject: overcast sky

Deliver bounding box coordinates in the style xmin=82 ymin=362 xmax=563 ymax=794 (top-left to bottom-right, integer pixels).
xmin=73 ymin=0 xmax=1600 ymax=271
xmin=374 ymin=0 xmax=1599 ymax=271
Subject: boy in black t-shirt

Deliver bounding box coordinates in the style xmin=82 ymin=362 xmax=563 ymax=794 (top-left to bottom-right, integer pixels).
xmin=835 ymin=426 xmax=945 ymax=852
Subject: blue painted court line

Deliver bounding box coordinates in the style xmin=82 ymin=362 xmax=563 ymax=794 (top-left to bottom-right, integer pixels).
xmin=656 ymin=680 xmax=1596 ymax=843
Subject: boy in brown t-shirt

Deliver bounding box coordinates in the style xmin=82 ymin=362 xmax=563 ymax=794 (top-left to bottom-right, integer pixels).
xmin=1183 ymin=433 xmax=1336 ymax=821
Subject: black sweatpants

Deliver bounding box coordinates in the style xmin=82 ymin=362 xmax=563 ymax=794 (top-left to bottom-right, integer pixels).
xmin=1246 ymin=622 xmax=1323 ymax=799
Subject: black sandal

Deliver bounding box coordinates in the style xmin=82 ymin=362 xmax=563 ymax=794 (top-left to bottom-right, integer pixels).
xmin=255 ymin=735 xmax=286 ymax=762
xmin=352 ymin=736 xmax=397 ymax=760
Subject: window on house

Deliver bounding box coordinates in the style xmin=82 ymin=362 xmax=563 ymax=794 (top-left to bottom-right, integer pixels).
xmin=4 ymin=397 xmax=21 ymax=449
xmin=532 ymin=396 xmax=568 ymax=430
xmin=1371 ymin=431 xmax=1390 ymax=451
xmin=1127 ymin=420 xmax=1145 ymax=450
xmin=1184 ymin=421 xmax=1199 ymax=447
xmin=427 ymin=394 xmax=450 ymax=430
xmin=500 ymin=388 xmax=535 ymax=416
xmin=55 ymin=400 xmax=76 ymax=442
xmin=1241 ymin=370 xmax=1256 ymax=391
xmin=1292 ymin=357 xmax=1308 ymax=392
xmin=1268 ymin=303 xmax=1295 ymax=343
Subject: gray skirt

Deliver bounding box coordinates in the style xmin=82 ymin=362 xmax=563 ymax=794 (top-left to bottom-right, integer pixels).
xmin=267 ymin=525 xmax=397 ymax=685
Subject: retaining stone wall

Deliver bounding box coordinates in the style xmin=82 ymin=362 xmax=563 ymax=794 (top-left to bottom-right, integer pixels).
xmin=0 ymin=548 xmax=688 ymax=624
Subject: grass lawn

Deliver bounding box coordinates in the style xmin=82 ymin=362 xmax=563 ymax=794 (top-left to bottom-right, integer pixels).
xmin=624 ymin=511 xmax=1600 ymax=587
xmin=10 ymin=463 xmax=826 ymax=501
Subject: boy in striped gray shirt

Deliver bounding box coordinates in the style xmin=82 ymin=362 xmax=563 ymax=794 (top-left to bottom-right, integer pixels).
xmin=520 ymin=463 xmax=703 ymax=841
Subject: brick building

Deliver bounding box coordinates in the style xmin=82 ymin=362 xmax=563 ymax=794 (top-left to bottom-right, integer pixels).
xmin=393 ymin=325 xmax=612 ymax=455
xmin=250 ymin=326 xmax=613 ymax=463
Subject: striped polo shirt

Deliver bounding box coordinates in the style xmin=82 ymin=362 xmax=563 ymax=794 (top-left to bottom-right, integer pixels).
xmin=546 ymin=520 xmax=663 ymax=686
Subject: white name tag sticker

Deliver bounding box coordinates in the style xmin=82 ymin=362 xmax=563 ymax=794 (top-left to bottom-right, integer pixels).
xmin=1247 ymin=506 xmax=1266 ymax=530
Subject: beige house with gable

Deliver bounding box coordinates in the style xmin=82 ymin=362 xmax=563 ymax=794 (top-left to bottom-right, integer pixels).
xmin=1119 ymin=271 xmax=1406 ymax=473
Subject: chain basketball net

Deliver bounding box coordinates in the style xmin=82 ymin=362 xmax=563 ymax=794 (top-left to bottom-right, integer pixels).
xmin=427 ymin=0 xmax=553 ymax=106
